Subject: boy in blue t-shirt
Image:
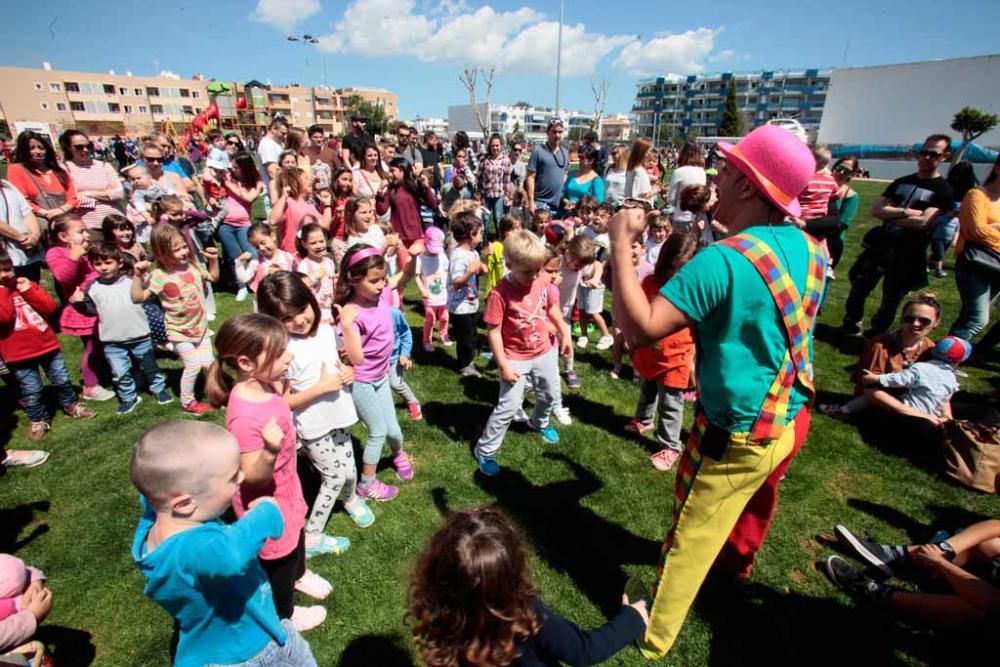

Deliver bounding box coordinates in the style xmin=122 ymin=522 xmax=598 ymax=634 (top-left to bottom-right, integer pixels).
xmin=129 ymin=420 xmax=317 ymax=667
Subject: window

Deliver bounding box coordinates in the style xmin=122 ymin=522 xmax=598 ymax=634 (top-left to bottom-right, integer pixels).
xmin=49 ymin=82 xmax=61 ymax=92
xmin=65 ymin=81 xmax=80 ymax=92
xmin=108 ymin=103 xmax=120 ymax=112
xmin=146 ymin=86 xmax=160 ymax=97
xmin=305 ymin=97 xmax=312 ymax=103
xmin=180 ymin=88 xmax=190 ymax=97
xmin=151 ymin=104 xmax=164 ymax=114
xmin=182 ymin=105 xmax=194 ymax=115
xmin=103 ymin=84 xmax=115 ymax=95
xmin=33 ymin=82 xmax=43 ymax=91
xmin=70 ymin=101 xmax=85 ymax=112
xmin=56 ymin=102 xmax=68 ymax=112
xmin=191 ymin=90 xmax=200 ymax=99
xmin=134 ymin=87 xmax=143 ymax=96
xmin=118 ymin=87 xmax=129 ymax=96
xmin=39 ymin=102 xmax=49 ymax=110
xmin=124 ymin=105 xmax=133 ymax=114
xmin=138 ymin=105 xmax=148 ymax=113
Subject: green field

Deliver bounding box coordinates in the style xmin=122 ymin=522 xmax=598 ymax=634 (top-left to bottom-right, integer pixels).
xmin=2 ymin=179 xmax=998 ymax=665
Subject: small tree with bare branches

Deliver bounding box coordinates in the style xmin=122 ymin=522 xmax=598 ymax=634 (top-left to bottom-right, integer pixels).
xmin=458 ymin=66 xmax=496 ymax=141
xmin=590 ymin=77 xmax=609 ymax=133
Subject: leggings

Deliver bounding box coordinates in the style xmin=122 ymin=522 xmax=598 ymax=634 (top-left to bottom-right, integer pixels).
xmin=262 ymin=532 xmax=306 ymax=620
xmin=352 ymin=375 xmax=404 ymax=466
xmin=422 ymin=304 xmax=449 ymax=345
xmin=79 ymin=334 xmax=107 ymax=389
xmin=173 ymin=335 xmax=215 ymax=406
xmin=300 ymin=428 xmax=357 ymax=535
xmin=389 ymin=361 xmax=418 ymax=405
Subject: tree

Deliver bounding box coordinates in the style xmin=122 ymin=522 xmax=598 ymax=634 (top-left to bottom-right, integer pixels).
xmin=458 ymin=66 xmax=496 ymax=140
xmin=343 ymin=94 xmax=390 ymax=137
xmin=508 ymin=121 xmax=525 ymax=146
xmin=950 ymin=106 xmax=999 ymax=164
xmin=512 ymin=100 xmax=532 ymax=108
xmin=590 ymin=77 xmax=609 ymax=132
xmin=717 ymin=79 xmax=744 ymax=137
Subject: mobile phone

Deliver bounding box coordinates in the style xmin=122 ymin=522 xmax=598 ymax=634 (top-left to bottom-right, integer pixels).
xmin=700 ymin=421 xmax=731 ymax=461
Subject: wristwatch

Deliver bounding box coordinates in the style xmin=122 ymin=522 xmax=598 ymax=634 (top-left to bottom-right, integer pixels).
xmin=936 ymin=541 xmax=956 ymax=561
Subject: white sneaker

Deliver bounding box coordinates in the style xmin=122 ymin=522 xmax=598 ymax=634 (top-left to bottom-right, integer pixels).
xmin=291 ymin=605 xmax=327 ymax=632
xmin=82 ymin=385 xmax=115 ymax=402
xmin=596 ymin=335 xmax=614 ymax=350
xmin=235 ymin=286 xmax=249 ymax=302
xmin=552 ymin=406 xmax=572 ymax=425
xmin=294 ymin=569 xmax=332 ymax=600
xmin=576 ymin=336 xmax=589 ymax=349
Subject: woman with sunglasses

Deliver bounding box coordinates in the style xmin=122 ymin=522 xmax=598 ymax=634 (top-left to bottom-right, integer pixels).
xmin=59 ymin=130 xmax=124 ymax=246
xmin=6 ymin=131 xmax=79 ymax=225
xmin=139 ymin=143 xmax=190 ymax=204
xmin=826 ymin=156 xmax=861 ymax=269
xmin=223 ymin=133 xmax=245 ymax=157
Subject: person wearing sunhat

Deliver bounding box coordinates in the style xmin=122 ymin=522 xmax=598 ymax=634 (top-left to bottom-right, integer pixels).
xmin=609 ymin=124 xmax=827 ymax=658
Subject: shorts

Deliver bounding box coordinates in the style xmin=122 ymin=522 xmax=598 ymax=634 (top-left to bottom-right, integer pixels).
xmin=578 ymin=285 xmax=606 ymax=314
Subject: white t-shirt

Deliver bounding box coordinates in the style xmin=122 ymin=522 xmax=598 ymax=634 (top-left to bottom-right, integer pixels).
xmin=604 ymin=168 xmax=627 ymax=206
xmin=257 ymin=135 xmax=284 ymax=188
xmin=447 ymin=247 xmax=480 ymax=314
xmin=667 ymin=165 xmax=707 ymax=224
xmin=0 ymin=182 xmax=40 ymax=267
xmin=416 ymin=252 xmax=449 ymax=307
xmin=645 ymin=237 xmax=664 ymax=266
xmin=625 ymin=167 xmax=652 ymax=200
xmin=285 ymin=323 xmax=358 ymax=440
xmin=346 ymin=225 xmax=385 ymax=251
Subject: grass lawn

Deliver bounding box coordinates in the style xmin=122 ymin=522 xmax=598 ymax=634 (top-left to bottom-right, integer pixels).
xmin=2 ymin=179 xmax=999 ymax=666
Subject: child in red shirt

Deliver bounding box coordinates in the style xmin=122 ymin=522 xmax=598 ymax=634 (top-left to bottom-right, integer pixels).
xmin=627 ymin=231 xmax=699 ymax=472
xmin=0 ymin=248 xmax=96 ymax=441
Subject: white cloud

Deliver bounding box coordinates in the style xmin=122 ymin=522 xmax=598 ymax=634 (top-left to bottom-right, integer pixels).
xmin=316 ymin=0 xmax=434 ymax=57
xmin=709 ymin=48 xmax=736 ymax=63
xmin=499 ymin=22 xmax=635 ymax=76
xmin=251 ymin=0 xmax=321 ymax=34
xmin=414 ymin=7 xmax=543 ymax=66
xmin=615 ymin=28 xmax=720 ymax=77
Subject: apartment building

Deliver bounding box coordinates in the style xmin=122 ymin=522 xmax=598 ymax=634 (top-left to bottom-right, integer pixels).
xmin=598 ymin=114 xmax=632 ymax=142
xmin=448 ymin=104 xmax=597 ymax=143
xmin=339 ymin=87 xmax=399 ymax=120
xmin=633 ymin=68 xmax=831 ymax=139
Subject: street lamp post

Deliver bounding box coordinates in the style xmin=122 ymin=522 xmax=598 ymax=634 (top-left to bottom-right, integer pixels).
xmin=555 ymin=0 xmax=563 ymax=122
xmin=287 ymin=34 xmax=320 ymax=83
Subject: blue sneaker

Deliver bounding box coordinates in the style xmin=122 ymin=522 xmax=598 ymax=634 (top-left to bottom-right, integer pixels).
xmin=538 ymin=426 xmax=560 ymax=444
xmin=117 ymin=396 xmax=141 ymax=415
xmin=154 ymin=389 xmax=173 ymax=405
xmin=477 ymin=454 xmax=500 ymax=477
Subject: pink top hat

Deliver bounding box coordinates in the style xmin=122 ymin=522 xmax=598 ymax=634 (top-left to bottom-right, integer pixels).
xmin=716 ymin=125 xmax=815 ymax=218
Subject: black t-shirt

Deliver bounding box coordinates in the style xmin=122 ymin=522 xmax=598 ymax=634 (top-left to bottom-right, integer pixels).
xmin=342 ymin=131 xmax=374 ymax=163
xmin=881 ymin=173 xmax=954 ymax=288
xmin=420 ymin=147 xmax=443 ymax=190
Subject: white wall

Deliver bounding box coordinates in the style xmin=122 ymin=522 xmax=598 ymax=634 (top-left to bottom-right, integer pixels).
xmin=819 ymin=55 xmax=1000 ymax=147
xmin=447 ymin=104 xmax=490 ymax=140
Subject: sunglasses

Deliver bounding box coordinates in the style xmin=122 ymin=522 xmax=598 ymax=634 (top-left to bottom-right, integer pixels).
xmin=903 ymin=315 xmax=933 ymax=326
xmin=622 ymin=198 xmax=654 ymax=212
xmin=919 ymin=150 xmax=943 ymax=159
xmin=71 ymin=143 xmax=91 ymax=151
xmin=226 ymin=140 xmax=240 ymax=146
xmin=833 ymin=165 xmax=854 ymax=175
xmin=144 ymin=156 xmax=163 ymax=163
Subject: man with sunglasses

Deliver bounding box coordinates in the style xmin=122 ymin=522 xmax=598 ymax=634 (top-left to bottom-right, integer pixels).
xmin=509 ymin=143 xmax=527 ymax=190
xmin=841 ymin=134 xmax=954 ymax=337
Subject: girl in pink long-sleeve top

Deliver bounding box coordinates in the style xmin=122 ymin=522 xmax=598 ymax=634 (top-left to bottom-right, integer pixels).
xmin=44 ymin=214 xmax=113 ymax=401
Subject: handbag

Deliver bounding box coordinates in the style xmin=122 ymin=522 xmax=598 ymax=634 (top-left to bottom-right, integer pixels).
xmin=960 ymin=242 xmax=1000 ymax=275
xmin=22 ymin=169 xmax=66 ymax=211
xmin=941 ymin=419 xmax=1000 ymax=494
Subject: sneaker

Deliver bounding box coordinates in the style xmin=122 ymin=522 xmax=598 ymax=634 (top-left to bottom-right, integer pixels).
xmin=116 ymin=396 xmax=142 ymax=416
xmin=407 ymin=402 xmax=423 ymax=420
xmin=393 ymin=450 xmax=414 ymax=481
xmin=818 ymin=403 xmax=850 ymax=421
xmin=182 ymin=401 xmax=213 ymax=415
xmin=235 ymin=285 xmax=249 ymax=302
xmin=291 ymin=605 xmax=327 ymax=632
xmin=933 ymin=269 xmax=947 ymax=278
xmin=596 ymin=335 xmax=614 ymax=350
xmin=838 ymin=322 xmax=862 ymax=337
xmin=513 ymin=407 xmax=529 ymax=423
xmin=610 ymin=367 xmax=621 ymax=380
xmin=2 ymin=449 xmax=49 ymax=468
xmin=356 ymin=478 xmax=399 ymax=501
xmin=625 ymin=418 xmax=654 ymax=434
xmin=823 ymin=555 xmax=892 ymax=604
xmin=27 ymin=421 xmax=50 ymax=443
xmin=82 ymin=385 xmax=115 ymax=402
xmin=552 ymin=406 xmax=572 ymax=426
xmin=64 ymin=403 xmax=98 ymax=419
xmin=154 ymin=390 xmax=173 ymax=405
xmin=834 ymin=525 xmax=901 ymax=577
xmin=571 ymin=322 xmax=582 ymax=337
xmin=681 ymin=390 xmax=698 ymax=402
xmin=344 ymin=500 xmax=376 ymax=528
xmin=459 ymin=364 xmax=482 ymax=378
xmin=650 ymin=448 xmax=681 ymax=471
xmin=479 ymin=350 xmax=494 ymax=361
xmin=305 ymin=534 xmax=351 ymax=559
xmin=528 ymin=423 xmax=559 ymax=444
xmin=442 ymin=338 xmax=454 ymax=347
xmin=476 ymin=453 xmax=500 ymax=477
xmin=422 ymin=342 xmax=434 ymax=353
xmin=565 ymin=370 xmax=581 ymax=389
xmin=294 ymin=569 xmax=332 ymax=600
xmin=576 ymin=336 xmax=589 ymax=349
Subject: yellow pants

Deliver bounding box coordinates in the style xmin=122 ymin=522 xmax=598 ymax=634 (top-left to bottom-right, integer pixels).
xmin=641 ymin=416 xmax=797 ymax=658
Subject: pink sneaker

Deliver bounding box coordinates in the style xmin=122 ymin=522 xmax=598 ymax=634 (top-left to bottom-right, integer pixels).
xmin=624 ymin=418 xmax=654 ymax=434
xmin=650 ymin=448 xmax=681 ymax=471
xmin=407 ymin=402 xmax=423 ymax=420
xmin=393 ymin=450 xmax=414 ymax=481
xmin=357 ymin=478 xmax=399 ymax=501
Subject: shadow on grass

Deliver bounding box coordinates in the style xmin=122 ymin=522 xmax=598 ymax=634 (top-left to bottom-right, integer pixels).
xmin=338 ymin=632 xmax=415 ymax=667
xmin=847 ymin=498 xmax=992 ymax=545
xmin=469 ymin=452 xmax=662 ymax=617
xmin=0 ymin=501 xmax=50 ymax=554
xmin=34 ymin=624 xmax=96 ymax=666
xmin=813 ymin=321 xmax=866 ymax=358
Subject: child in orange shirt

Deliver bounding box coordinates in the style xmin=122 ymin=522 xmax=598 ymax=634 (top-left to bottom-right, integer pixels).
xmin=627 ymin=231 xmax=699 ymax=471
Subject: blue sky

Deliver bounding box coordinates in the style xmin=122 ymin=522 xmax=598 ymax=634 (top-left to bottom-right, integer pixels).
xmin=2 ymin=0 xmax=999 ymax=120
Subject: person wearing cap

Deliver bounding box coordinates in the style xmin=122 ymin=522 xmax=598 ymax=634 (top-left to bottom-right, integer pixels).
xmin=200 ymin=148 xmax=231 ymax=232
xmin=609 ymin=125 xmax=827 ymax=658
xmin=415 ymin=226 xmax=450 ymax=352
xmin=525 ymin=119 xmax=569 ymax=216
xmin=342 ymin=115 xmax=373 ymax=168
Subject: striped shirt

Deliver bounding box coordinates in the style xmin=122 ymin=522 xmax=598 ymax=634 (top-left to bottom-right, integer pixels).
xmin=797 ymin=170 xmax=838 ymax=220
xmin=64 ymin=159 xmax=125 ymax=230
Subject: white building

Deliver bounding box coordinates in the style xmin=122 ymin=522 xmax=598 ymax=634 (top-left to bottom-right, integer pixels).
xmin=448 ymin=103 xmax=595 ymax=143
xmin=411 ymin=116 xmax=448 ymax=137
xmin=818 ymin=54 xmax=1000 ymax=147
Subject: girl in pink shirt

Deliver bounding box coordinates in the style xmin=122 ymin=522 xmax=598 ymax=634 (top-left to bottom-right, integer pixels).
xmin=205 ymin=313 xmax=331 ymax=633
xmin=235 ymin=222 xmax=297 ymax=300
xmin=44 ymin=214 xmax=111 ymax=400
xmin=295 ymin=223 xmax=336 ymax=325
xmin=268 ymin=167 xmax=332 ymax=255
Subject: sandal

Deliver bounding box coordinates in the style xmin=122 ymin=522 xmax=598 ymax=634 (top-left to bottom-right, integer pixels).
xmin=305 ymin=533 xmax=351 ymax=559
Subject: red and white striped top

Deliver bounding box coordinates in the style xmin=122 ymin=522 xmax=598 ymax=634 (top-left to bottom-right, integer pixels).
xmin=797 ymin=170 xmax=839 ymax=220
xmin=64 ymin=159 xmax=125 ymax=230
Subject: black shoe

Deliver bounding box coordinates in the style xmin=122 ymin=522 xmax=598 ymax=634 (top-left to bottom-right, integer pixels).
xmin=823 ymin=556 xmax=890 ymax=603
xmin=862 ymin=327 xmax=887 ymax=339
xmin=838 ymin=322 xmax=862 ymax=337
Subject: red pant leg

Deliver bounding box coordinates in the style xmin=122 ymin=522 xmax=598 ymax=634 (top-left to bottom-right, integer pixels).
xmin=712 ymin=407 xmax=812 ymax=577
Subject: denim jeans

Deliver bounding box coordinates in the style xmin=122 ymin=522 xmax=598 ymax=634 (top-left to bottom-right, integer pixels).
xmin=104 ymin=337 xmax=167 ymax=404
xmin=217 ymin=224 xmax=257 ymax=266
xmin=950 ymin=257 xmax=1000 ymax=340
xmin=204 ymin=619 xmax=316 ymax=667
xmin=10 ymin=350 xmax=77 ymax=421
xmin=484 ymin=195 xmax=504 ymax=240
